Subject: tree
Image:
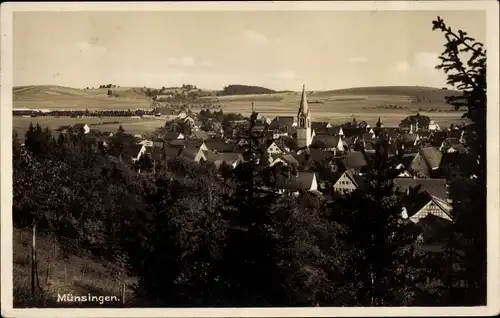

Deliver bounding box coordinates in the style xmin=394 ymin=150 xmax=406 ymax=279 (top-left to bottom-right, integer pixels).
xmin=335 ymin=136 xmax=422 ymax=306
xmin=431 ymin=16 xmax=487 ymax=305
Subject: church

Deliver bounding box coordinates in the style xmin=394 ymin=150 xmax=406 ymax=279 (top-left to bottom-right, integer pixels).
xmin=296 ymin=84 xmax=313 ymax=149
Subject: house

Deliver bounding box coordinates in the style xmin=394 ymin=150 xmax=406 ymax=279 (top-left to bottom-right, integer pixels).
xmin=204 ymin=138 xmax=236 ymax=153
xmin=332 ymin=170 xmax=364 ymax=195
xmin=294 ymin=148 xmax=336 ymax=171
xmin=273 ymin=171 xmax=319 ymax=195
xmin=270 ymin=153 xmax=300 ymax=168
xmin=138 ymin=139 xmax=154 ymax=147
xmin=192 ymin=130 xmax=209 ymax=140
xmin=343 ymin=151 xmax=368 ymax=174
xmin=163 ymin=132 xmax=185 ymax=141
xmin=150 ymin=143 xmax=164 ymax=162
xmin=180 ymin=147 xmax=207 ymax=163
xmin=205 ymin=151 xmax=244 ymax=169
xmin=131 ymin=144 xmax=147 ymax=162
xmin=408 ymin=147 xmax=443 ymax=178
xmin=401 ymin=190 xmax=452 ymax=223
xmin=311 ymin=135 xmax=344 ymax=152
xmin=73 ymin=123 xmax=90 ymax=134
xmin=394 ymin=177 xmax=453 ymax=225
xmin=167 ymin=140 xmax=208 ymax=151
xmin=393 ymin=178 xmax=449 ymax=202
xmin=164 ymin=146 xmax=207 ymax=164
xmin=269 ymin=116 xmax=297 ymax=132
xmin=428 ymin=120 xmax=441 ymax=131
xmin=266 ymin=141 xmax=286 ymax=155
xmin=394 ymin=154 xmax=416 ymax=178
xmin=440 ymin=138 xmax=466 ymax=154
xmin=429 ymin=131 xmax=447 ymax=147
xmin=183 ymin=116 xmax=195 ymax=125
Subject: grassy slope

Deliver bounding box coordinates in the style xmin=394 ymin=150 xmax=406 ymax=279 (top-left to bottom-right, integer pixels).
xmin=13 ymin=85 xmax=152 ymax=110
xmin=12 ymin=227 xmax=138 ymax=307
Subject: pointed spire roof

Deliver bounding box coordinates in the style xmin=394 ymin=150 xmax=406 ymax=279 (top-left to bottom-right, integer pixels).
xmin=298 ymin=84 xmax=309 ymax=116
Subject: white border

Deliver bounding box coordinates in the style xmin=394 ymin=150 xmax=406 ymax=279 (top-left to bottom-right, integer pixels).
xmin=1 ymin=1 xmax=499 ymax=317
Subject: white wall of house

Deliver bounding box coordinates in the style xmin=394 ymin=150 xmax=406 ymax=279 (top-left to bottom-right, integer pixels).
xmin=310 ymin=174 xmax=318 ymax=191
xmin=333 ymin=172 xmax=358 ymax=194
xmin=408 ymin=199 xmax=453 ymax=223
xmin=132 ymin=145 xmax=147 ymax=162
xmin=267 ymin=142 xmax=284 ymax=155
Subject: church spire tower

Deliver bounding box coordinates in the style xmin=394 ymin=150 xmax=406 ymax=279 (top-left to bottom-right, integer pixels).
xmin=296 ymin=84 xmax=312 ymax=149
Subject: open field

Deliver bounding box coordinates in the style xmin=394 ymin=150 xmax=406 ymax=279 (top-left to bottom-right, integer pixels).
xmin=13 ymin=117 xmax=165 ymax=137
xmin=14 ymin=85 xmax=152 ymax=110
xmin=13 ymin=85 xmax=466 ymax=133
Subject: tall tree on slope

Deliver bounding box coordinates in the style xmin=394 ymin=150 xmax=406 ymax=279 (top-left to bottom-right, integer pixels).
xmin=432 ymin=16 xmax=487 ymax=305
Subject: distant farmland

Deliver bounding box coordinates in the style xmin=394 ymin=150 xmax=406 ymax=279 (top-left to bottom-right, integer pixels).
xmin=13 ymin=85 xmax=466 ymax=133
xmin=13 ymin=116 xmax=165 ymax=137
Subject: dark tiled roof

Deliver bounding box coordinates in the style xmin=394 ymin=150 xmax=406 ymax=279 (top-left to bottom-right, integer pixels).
xmin=131 ymin=144 xmax=144 ymax=157
xmin=192 ymin=130 xmax=209 ymax=140
xmin=403 ymin=191 xmax=433 ymax=217
xmin=164 ymin=132 xmax=183 ymax=141
xmin=314 ymin=127 xmax=336 ymax=136
xmin=205 ymin=151 xmax=243 ymax=163
xmin=274 ymin=171 xmax=316 ymax=190
xmin=167 ymin=140 xmax=204 ymax=148
xmin=345 ymin=151 xmax=367 ymax=169
xmin=311 ymin=135 xmax=341 ymax=149
xmin=393 ymin=178 xmax=448 ymax=201
xmin=420 ymin=147 xmax=443 ymax=170
xmin=204 ymin=138 xmax=235 ymax=152
xmin=270 ymin=116 xmax=295 ymax=130
xmin=73 ymin=123 xmax=87 ymax=130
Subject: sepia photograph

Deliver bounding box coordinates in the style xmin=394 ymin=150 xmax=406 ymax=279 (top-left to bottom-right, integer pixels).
xmin=1 ymin=1 xmax=499 ymax=317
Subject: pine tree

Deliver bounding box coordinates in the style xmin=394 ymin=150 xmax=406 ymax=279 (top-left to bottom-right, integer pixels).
xmin=219 ymin=111 xmax=287 ymax=306
xmin=336 ymin=135 xmax=421 ymax=306
xmin=431 ymin=16 xmax=487 ymax=305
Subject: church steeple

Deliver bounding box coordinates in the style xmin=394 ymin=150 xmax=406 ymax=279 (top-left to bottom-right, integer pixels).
xmin=296 ymin=84 xmax=312 ymax=149
xmin=298 ymin=84 xmax=309 ymax=118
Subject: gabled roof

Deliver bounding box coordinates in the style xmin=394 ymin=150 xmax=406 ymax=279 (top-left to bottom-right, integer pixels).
xmin=403 ymin=191 xmax=435 ymax=217
xmin=204 ymin=138 xmax=235 ymax=152
xmin=192 ymin=130 xmax=209 ymax=140
xmin=280 ymin=154 xmax=300 ymax=167
xmin=419 ymin=147 xmax=443 ymax=170
xmin=345 ymin=151 xmax=367 ymax=170
xmin=274 ymin=171 xmax=316 ymax=190
xmin=393 ymin=178 xmax=448 ymax=201
xmin=341 ymin=127 xmax=366 ymax=138
xmin=344 ymin=170 xmax=365 ymax=189
xmin=270 ymin=116 xmax=295 ymax=130
xmin=163 ymin=131 xmax=183 ymax=141
xmin=179 ymin=147 xmax=204 ymax=162
xmin=311 ymin=135 xmax=341 ymax=148
xmin=205 ymin=151 xmax=243 ymax=163
xmin=167 ymin=139 xmax=204 ymax=149
xmin=131 ymin=144 xmax=145 ymax=157
xmin=73 ymin=123 xmax=88 ymax=130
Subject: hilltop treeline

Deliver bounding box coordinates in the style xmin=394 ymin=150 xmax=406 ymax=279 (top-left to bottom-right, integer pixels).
xmin=216 ymin=85 xmax=277 ymax=96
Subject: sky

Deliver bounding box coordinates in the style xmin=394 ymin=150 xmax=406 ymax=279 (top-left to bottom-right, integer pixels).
xmin=13 ymin=10 xmax=486 ymax=91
